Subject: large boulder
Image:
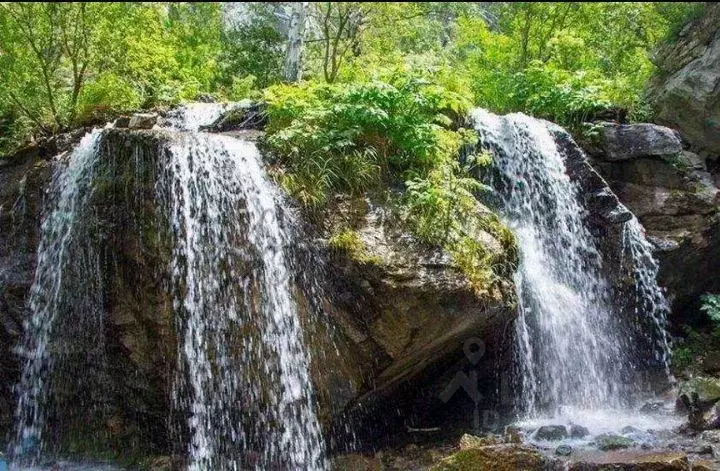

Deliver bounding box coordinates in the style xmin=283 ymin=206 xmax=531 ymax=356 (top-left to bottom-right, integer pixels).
xmin=0 ymin=126 xmax=519 ymax=456
xmin=318 ymin=195 xmax=517 ymax=441
xmin=432 ymin=444 xmax=551 ymax=471
xmin=651 ymin=3 xmax=720 ymax=158
xmin=595 ymin=123 xmax=683 ymax=161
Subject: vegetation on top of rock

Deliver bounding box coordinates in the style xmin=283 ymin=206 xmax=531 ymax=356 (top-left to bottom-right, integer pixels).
xmin=264 ymin=75 xmax=516 ymax=294
xmin=263 ymin=75 xmax=473 ymax=207
xmin=432 ymin=444 xmax=550 ymax=471
xmin=701 ymin=295 xmax=720 ymax=325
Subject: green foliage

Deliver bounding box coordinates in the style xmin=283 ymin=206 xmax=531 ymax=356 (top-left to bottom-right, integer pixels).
xmin=404 ymin=155 xmax=505 ymax=291
xmin=265 ymin=74 xmax=514 ymax=292
xmin=264 ymin=74 xmax=472 ymax=207
xmin=220 ymin=3 xmax=286 ymax=88
xmin=228 ymin=75 xmax=259 ymax=101
xmin=77 ymin=73 xmax=142 ymax=124
xmin=0 ymin=2 xmax=701 ymax=156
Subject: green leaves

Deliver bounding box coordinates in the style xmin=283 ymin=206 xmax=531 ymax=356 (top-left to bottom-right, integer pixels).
xmin=264 ymin=76 xmax=471 ymax=206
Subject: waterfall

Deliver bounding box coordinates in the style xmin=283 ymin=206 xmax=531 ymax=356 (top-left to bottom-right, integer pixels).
xmin=13 ymin=129 xmax=109 ymax=460
xmin=164 ymin=102 xmax=233 ymax=132
xmin=12 ymin=105 xmax=326 ymax=468
xmin=472 ymin=109 xmax=673 ymax=429
xmin=158 ymin=129 xmax=325 ymax=469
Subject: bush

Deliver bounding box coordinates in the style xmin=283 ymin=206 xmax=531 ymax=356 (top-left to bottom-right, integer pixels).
xmin=228 ymin=75 xmax=259 ymax=101
xmin=328 ymin=229 xmax=381 ymax=265
xmin=701 ymin=294 xmax=720 ymax=326
xmin=264 ymin=74 xmax=472 ymax=207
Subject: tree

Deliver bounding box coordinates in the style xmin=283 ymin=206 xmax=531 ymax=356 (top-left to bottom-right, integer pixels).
xmin=314 ymin=2 xmax=367 ymax=83
xmin=284 ymin=2 xmax=308 ymax=82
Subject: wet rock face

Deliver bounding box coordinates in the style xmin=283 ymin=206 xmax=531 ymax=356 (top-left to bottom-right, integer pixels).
xmin=585 ymin=121 xmax=720 ymax=320
xmin=0 ymin=146 xmax=52 ymax=441
xmin=0 ymin=129 xmax=95 ymax=443
xmin=651 ymin=3 xmax=720 ymax=158
xmin=0 ymin=129 xmax=178 ymax=455
xmin=319 ymin=196 xmax=517 ymax=444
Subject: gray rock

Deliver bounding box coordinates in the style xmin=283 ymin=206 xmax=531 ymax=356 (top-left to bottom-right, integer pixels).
xmin=651 ymin=3 xmax=720 ymax=156
xmin=679 ymin=377 xmax=720 ymax=406
xmin=114 ymin=116 xmax=131 ymax=128
xmin=700 ymin=430 xmax=720 ymax=443
xmin=587 ymin=122 xmax=720 ymax=320
xmin=594 ymin=433 xmax=635 ymax=451
xmin=128 ymin=113 xmax=158 ymax=129
xmin=621 ymin=426 xmax=641 ymax=435
xmin=639 ymin=401 xmax=664 ymax=414
xmin=596 ymin=123 xmax=683 ymax=161
xmin=534 ymin=425 xmax=568 ymax=441
xmin=555 ymin=444 xmax=572 ymax=456
xmin=569 ymin=424 xmax=590 ymax=439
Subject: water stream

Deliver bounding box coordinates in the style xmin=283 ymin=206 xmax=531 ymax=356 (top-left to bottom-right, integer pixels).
xmin=159 ymin=119 xmax=325 ymax=469
xmin=13 ymin=130 xmax=108 ymax=461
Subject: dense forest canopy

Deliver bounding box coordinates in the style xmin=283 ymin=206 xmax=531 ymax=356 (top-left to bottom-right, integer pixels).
xmin=0 ymin=2 xmax=702 ymax=154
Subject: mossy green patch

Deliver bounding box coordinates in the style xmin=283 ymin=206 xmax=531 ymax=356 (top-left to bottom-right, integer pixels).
xmin=328 ymin=229 xmax=383 ymax=265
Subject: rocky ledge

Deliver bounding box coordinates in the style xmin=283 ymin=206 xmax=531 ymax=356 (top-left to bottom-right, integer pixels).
xmin=585 ymin=121 xmax=720 ymax=319
xmin=331 ymin=431 xmax=714 ymax=470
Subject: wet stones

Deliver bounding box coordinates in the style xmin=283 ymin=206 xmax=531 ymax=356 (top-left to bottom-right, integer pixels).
xmin=555 ymin=444 xmax=573 ymax=456
xmin=128 ymin=113 xmax=158 ymax=129
xmin=432 ymin=444 xmax=551 ymax=471
xmin=570 ymin=424 xmax=590 ymax=439
xmin=534 ymin=425 xmax=568 ymax=441
xmin=594 ymin=433 xmax=635 ymax=451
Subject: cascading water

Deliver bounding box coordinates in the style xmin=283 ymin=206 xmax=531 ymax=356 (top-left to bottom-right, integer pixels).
xmin=472 ymin=109 xmax=675 ymax=432
xmin=164 ymin=102 xmax=234 ymax=132
xmin=158 ymin=121 xmax=326 ymax=469
xmin=13 ymin=129 xmax=109 ymax=461
xmin=11 ymin=105 xmax=326 ymax=469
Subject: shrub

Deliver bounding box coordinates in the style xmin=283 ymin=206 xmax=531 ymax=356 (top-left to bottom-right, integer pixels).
xmin=328 ymin=229 xmax=381 ymax=265
xmin=701 ymin=294 xmax=720 ymax=326
xmin=228 ymin=75 xmax=258 ymax=101
xmin=264 ymin=74 xmax=472 ymax=207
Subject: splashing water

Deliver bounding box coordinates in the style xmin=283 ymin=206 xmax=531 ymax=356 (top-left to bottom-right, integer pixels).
xmin=12 ymin=105 xmax=326 ymax=468
xmin=159 ymin=106 xmax=326 ymax=469
xmin=472 ymin=109 xmax=674 ymax=431
xmin=622 ymin=217 xmax=673 ymax=377
xmin=13 ymin=130 xmax=108 ymax=461
xmin=164 ymin=102 xmax=239 ymax=132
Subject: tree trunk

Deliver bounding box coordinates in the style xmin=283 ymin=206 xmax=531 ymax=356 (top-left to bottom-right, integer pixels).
xmin=283 ymin=2 xmax=307 ymax=82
